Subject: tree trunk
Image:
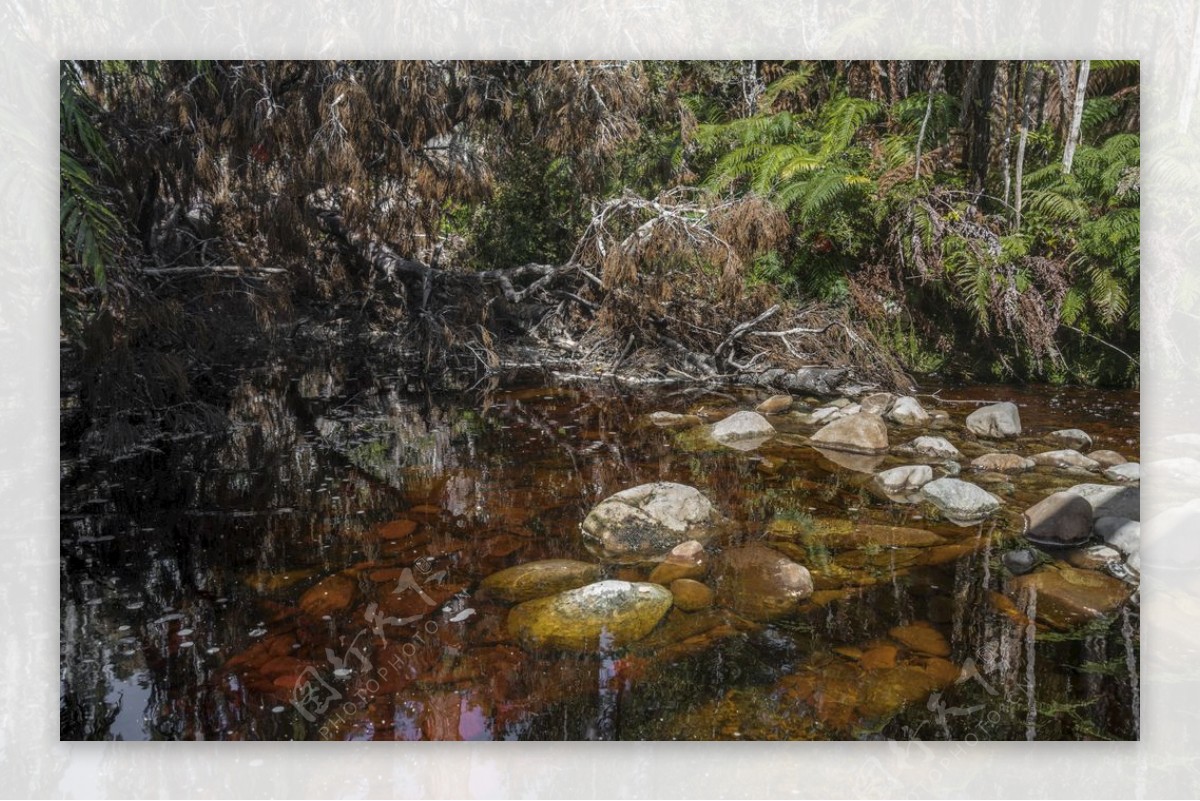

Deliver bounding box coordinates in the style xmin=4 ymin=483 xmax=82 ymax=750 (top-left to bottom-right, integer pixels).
xmin=1062 ymin=60 xmax=1091 ymax=174
xmin=1001 ymin=61 xmax=1017 ymax=207
xmin=914 ymin=61 xmax=944 ymax=180
xmin=1014 ymin=62 xmax=1037 ymax=231
xmin=961 ymin=60 xmax=998 ymax=195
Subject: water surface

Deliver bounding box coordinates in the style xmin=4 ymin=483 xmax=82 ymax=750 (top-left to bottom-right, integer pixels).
xmin=60 ymin=368 xmax=1140 ymax=740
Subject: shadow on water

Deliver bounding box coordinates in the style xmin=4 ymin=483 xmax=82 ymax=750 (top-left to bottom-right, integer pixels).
xmin=60 ymin=368 xmax=1140 ymax=741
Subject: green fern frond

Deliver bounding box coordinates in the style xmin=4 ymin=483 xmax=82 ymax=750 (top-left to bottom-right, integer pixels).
xmin=1024 ymin=188 xmax=1089 ymax=222
xmin=760 ymin=64 xmax=815 ymax=107
xmin=819 ymin=96 xmax=883 ymax=155
xmin=1085 ymin=263 xmax=1129 ymax=325
xmin=1060 ymin=287 xmax=1086 ymax=325
xmin=61 ymin=151 xmax=120 ymax=287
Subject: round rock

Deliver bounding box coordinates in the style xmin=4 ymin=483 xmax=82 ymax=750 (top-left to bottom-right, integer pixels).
xmin=755 ymin=395 xmax=793 ymax=415
xmin=970 ymin=452 xmax=1035 ymax=473
xmin=669 ymin=578 xmax=714 ymax=611
xmin=713 ymin=544 xmax=814 ymax=621
xmin=920 ymin=478 xmax=1001 ymax=523
xmin=1031 ymin=450 xmax=1101 ymax=471
xmin=581 ymin=482 xmax=722 ymax=559
xmin=809 ymin=413 xmax=889 ymax=454
xmin=507 ymin=580 xmax=673 ymax=651
xmin=1088 ymin=450 xmax=1127 ymax=469
xmin=873 ymin=464 xmax=934 ymax=493
xmin=648 ymin=539 xmax=710 ymax=584
xmin=889 ymin=622 xmax=951 ymax=657
xmin=1065 ymin=484 xmax=1140 ymax=521
xmin=478 ymin=559 xmax=603 ymax=603
xmin=1048 ymin=429 xmax=1094 ymax=450
xmin=899 ymin=436 xmax=962 ymax=460
xmin=1002 ymin=549 xmax=1038 ymax=575
xmin=1103 ymin=462 xmax=1140 ymax=483
xmin=1023 ymin=491 xmax=1095 ymax=546
xmin=1095 ymin=517 xmax=1139 ymax=558
xmin=711 ymin=411 xmax=776 ymax=443
xmin=965 ymin=402 xmax=1022 ymax=438
xmin=887 ymin=396 xmax=932 ymax=426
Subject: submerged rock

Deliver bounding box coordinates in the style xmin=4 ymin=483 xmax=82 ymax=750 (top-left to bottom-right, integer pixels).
xmin=755 ymin=395 xmax=793 ymax=415
xmin=1007 ymin=566 xmax=1133 ymax=629
xmin=669 ymin=578 xmax=714 ymax=611
xmin=859 ymin=645 xmax=898 ymax=670
xmin=920 ymin=478 xmax=1001 ymax=522
xmin=299 ymin=573 xmax=357 ymax=617
xmin=898 ymin=435 xmax=962 ymax=460
xmin=1104 ymin=462 xmax=1140 ymax=483
xmin=581 ymin=482 xmax=722 ymax=559
xmin=970 ymin=452 xmax=1035 ymax=473
xmin=507 ymin=580 xmax=673 ymax=651
xmin=809 ymin=413 xmax=889 ymax=454
xmin=1023 ymin=491 xmax=1095 ymax=546
xmin=873 ymin=464 xmax=933 ymax=494
xmin=648 ymin=540 xmax=710 ymax=584
xmin=713 ymin=544 xmax=814 ymax=621
xmin=840 ymin=524 xmax=945 ymax=548
xmin=376 ymin=518 xmax=418 ymax=540
xmin=1065 ymin=483 xmax=1140 ymax=521
xmin=1048 ymin=429 xmax=1094 ymax=450
xmin=888 ymin=622 xmax=951 ymax=657
xmin=965 ymin=402 xmax=1022 ymax=438
xmin=711 ymin=411 xmax=776 ymax=443
xmin=1031 ymin=449 xmax=1101 ymax=471
xmin=244 ymin=567 xmax=319 ymax=594
xmin=1065 ymin=545 xmax=1123 ymax=571
xmin=478 ymin=559 xmax=603 ymax=603
xmin=1002 ymin=549 xmax=1038 ymax=575
xmin=812 ymin=447 xmax=886 ymax=474
xmin=649 ymin=411 xmax=702 ymax=428
xmin=886 ymin=396 xmax=931 ymax=426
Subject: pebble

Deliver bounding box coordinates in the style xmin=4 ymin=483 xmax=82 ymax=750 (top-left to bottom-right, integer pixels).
xmin=1002 ymin=549 xmax=1037 ymax=575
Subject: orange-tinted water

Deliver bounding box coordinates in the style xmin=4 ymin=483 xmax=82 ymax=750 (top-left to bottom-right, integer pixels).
xmin=60 ymin=371 xmax=1139 ymax=740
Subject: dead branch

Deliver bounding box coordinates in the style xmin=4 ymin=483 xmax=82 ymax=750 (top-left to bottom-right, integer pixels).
xmin=715 ymin=304 xmax=780 ymax=366
xmin=141 ymin=265 xmax=289 ymax=277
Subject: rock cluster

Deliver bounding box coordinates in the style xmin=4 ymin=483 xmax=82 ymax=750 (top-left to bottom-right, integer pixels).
xmin=482 ymin=389 xmax=1139 ymax=656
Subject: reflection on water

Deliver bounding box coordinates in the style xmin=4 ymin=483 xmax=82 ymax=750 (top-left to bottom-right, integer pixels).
xmin=60 ymin=367 xmax=1140 ymax=740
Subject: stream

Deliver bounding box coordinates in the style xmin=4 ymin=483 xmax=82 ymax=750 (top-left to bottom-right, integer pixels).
xmin=59 ymin=364 xmax=1140 ymax=741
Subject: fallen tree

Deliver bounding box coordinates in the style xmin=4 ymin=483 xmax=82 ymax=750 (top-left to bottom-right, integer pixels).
xmin=309 ymin=187 xmax=914 ymax=395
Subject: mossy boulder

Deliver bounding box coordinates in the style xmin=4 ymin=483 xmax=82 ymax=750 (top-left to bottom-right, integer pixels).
xmin=478 ymin=559 xmax=602 ymax=603
xmin=507 ymin=580 xmax=674 ymax=651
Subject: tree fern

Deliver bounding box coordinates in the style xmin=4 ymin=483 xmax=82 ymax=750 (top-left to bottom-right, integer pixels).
xmin=759 ymin=63 xmax=815 ymax=107
xmin=1083 ymin=263 xmax=1128 ymax=325
xmin=819 ymin=96 xmax=883 ymax=155
xmin=61 ymin=61 xmax=120 ymax=289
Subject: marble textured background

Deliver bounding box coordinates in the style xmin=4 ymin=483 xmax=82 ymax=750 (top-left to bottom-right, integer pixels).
xmin=3 ymin=1 xmax=1196 ymax=797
